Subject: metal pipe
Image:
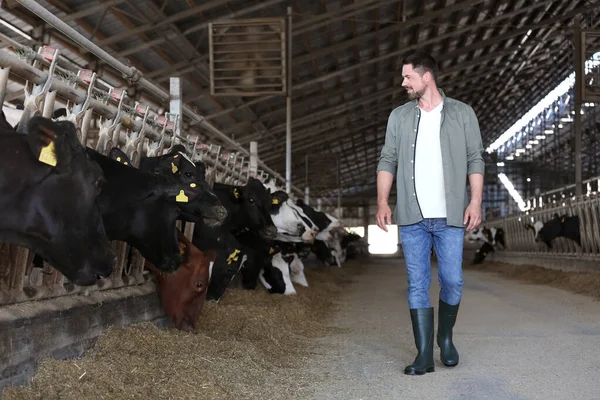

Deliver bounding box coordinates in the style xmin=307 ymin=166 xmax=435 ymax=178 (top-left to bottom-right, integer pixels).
xmin=574 ymin=17 xmax=583 ymax=197
xmin=15 ymin=0 xmax=142 ymax=82
xmin=13 ymin=0 xmax=303 ymax=196
xmin=285 ymin=7 xmax=293 ymax=194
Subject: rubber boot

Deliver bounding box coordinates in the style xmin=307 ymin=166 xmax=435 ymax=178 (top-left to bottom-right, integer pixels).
xmin=437 ymin=299 xmax=460 ymax=367
xmin=404 ymin=307 xmax=435 ymax=375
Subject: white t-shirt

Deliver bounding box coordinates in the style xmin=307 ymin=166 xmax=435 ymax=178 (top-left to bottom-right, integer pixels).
xmin=414 ymin=101 xmax=447 ymax=218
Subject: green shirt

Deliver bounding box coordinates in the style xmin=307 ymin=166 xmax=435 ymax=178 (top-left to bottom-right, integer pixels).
xmin=376 ymin=88 xmax=485 ymax=228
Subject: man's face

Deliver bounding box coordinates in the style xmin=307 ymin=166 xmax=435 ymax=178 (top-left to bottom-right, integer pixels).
xmin=401 ymin=64 xmax=427 ymax=99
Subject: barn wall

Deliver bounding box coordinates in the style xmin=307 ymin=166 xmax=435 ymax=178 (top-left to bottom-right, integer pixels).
xmin=0 ymin=282 xmax=166 ymax=393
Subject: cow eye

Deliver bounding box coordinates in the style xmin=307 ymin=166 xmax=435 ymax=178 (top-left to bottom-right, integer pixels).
xmin=249 ymin=198 xmax=255 ymax=204
xmin=184 ymin=172 xmax=193 ymax=178
xmin=95 ymin=179 xmax=104 ymax=191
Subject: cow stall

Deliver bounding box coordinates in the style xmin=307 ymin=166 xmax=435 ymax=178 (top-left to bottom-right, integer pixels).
xmin=0 ymin=40 xmax=313 ymax=390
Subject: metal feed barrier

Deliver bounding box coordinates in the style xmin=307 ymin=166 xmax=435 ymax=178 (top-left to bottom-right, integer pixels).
xmin=482 ymin=193 xmax=600 ymax=260
xmin=0 ymin=42 xmax=290 ymax=306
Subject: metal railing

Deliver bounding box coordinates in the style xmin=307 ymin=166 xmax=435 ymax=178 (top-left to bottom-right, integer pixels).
xmin=0 ymin=41 xmax=292 ymax=305
xmin=483 ymin=193 xmax=600 ymax=259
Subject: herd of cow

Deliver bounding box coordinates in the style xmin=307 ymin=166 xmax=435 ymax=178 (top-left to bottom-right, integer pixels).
xmin=466 ymin=213 xmax=581 ymax=264
xmin=0 ymin=110 xmax=366 ymax=332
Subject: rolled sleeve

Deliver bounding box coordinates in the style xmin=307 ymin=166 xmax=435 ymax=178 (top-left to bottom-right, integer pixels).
xmin=464 ymin=105 xmax=485 ymax=176
xmin=376 ymin=110 xmax=398 ymax=177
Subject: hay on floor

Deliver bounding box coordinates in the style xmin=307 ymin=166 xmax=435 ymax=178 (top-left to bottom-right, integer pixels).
xmin=2 ymin=261 xmax=363 ymax=400
xmin=464 ymin=260 xmax=600 ymax=301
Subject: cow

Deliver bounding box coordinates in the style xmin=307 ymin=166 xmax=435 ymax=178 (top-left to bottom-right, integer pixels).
xmin=0 ymin=115 xmax=116 ymax=285
xmin=87 ymin=148 xmax=202 ymax=272
xmin=257 ymin=239 xmax=311 ymax=296
xmin=484 ymin=227 xmax=506 ymax=249
xmin=525 ymin=214 xmax=581 ymax=248
xmin=465 ymin=226 xmax=505 ymax=249
xmin=110 ymin=146 xmax=228 ymax=227
xmin=192 ymin=170 xmax=278 ymax=300
xmin=145 ymin=230 xmax=215 ymax=332
xmin=211 ymin=178 xmax=278 ymax=240
xmin=472 ymin=242 xmax=495 ymax=265
xmin=269 ymin=190 xmax=319 ymax=243
xmin=465 ymin=227 xmax=488 ymax=243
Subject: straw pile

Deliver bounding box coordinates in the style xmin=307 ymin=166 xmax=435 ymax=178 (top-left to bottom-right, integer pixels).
xmin=3 ymin=261 xmax=362 ymax=400
xmin=464 ymin=260 xmax=600 ymax=301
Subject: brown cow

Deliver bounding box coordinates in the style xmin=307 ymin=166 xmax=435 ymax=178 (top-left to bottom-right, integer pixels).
xmin=145 ymin=229 xmax=216 ymax=332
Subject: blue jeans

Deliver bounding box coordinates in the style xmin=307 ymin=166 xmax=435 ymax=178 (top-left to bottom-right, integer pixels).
xmin=399 ymin=218 xmax=465 ymax=309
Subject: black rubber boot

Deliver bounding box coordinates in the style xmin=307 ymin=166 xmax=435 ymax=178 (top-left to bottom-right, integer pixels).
xmin=437 ymin=299 xmax=460 ymax=367
xmin=404 ymin=307 xmax=435 ymax=375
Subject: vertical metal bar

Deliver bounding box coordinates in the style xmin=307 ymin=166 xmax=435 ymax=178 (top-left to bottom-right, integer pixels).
xmin=337 ymin=157 xmax=341 ymax=218
xmin=170 ymin=77 xmax=182 ymax=136
xmin=208 ymin=22 xmax=215 ymax=96
xmin=250 ymin=141 xmax=258 ymax=178
xmin=574 ymin=17 xmax=583 ymax=197
xmin=305 ymin=154 xmax=309 ymax=204
xmin=285 ymin=6 xmax=292 ymax=194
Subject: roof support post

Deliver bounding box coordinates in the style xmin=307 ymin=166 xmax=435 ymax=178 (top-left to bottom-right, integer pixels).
xmin=285 ymin=6 xmax=293 ymax=194
xmin=574 ymin=17 xmax=583 ymax=197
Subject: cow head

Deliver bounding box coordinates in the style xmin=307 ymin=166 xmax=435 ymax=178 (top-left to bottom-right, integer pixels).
xmin=260 ymin=252 xmax=296 ymax=295
xmin=88 ymin=148 xmax=204 ymax=272
xmin=0 ymin=117 xmax=116 ymax=285
xmin=214 ymin=178 xmax=277 ymax=239
xmin=134 ymin=149 xmax=227 ymax=228
xmin=146 ymin=230 xmax=216 ymax=331
xmin=269 ymin=190 xmax=319 ymax=243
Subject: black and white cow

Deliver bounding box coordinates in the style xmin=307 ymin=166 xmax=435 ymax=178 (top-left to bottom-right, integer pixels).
xmin=472 ymin=242 xmax=495 ymax=265
xmin=525 ymin=214 xmax=581 ymax=248
xmin=0 ymin=115 xmax=116 ymax=285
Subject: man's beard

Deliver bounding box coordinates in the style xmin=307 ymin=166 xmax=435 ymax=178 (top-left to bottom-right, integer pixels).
xmin=407 ymin=87 xmax=425 ymax=99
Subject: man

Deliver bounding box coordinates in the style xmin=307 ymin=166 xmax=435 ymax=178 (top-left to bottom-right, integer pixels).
xmin=375 ymin=52 xmax=484 ymax=375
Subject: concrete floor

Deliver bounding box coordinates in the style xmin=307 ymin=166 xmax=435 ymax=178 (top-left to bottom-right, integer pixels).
xmin=306 ymin=256 xmax=600 ymax=400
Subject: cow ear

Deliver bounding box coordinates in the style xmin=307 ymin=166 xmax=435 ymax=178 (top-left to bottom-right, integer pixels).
xmin=108 ymin=147 xmax=132 ymax=166
xmin=271 ymin=191 xmax=288 ymax=208
xmin=26 ymin=116 xmax=73 ymax=168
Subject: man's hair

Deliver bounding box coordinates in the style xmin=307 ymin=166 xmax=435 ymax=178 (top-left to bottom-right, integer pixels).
xmin=402 ymin=52 xmax=439 ymax=81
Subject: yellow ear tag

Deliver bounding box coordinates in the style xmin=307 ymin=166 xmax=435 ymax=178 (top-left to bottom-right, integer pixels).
xmin=269 ymin=247 xmax=275 ymax=255
xmin=171 ymin=162 xmax=178 ymax=174
xmin=124 ymin=162 xmax=128 ymax=165
xmin=179 ymin=243 xmax=186 ymax=255
xmin=272 ymin=198 xmax=279 ymax=205
xmin=227 ymin=249 xmax=240 ymax=264
xmin=39 ymin=141 xmax=57 ymax=167
xmin=190 ymin=183 xmax=197 ymax=188
xmin=176 ymin=190 xmax=188 ymax=203
xmin=173 ymin=154 xmax=179 ymax=158
xmin=116 ymin=157 xmax=121 ymax=162
xmin=233 ymin=188 xmax=240 ymax=199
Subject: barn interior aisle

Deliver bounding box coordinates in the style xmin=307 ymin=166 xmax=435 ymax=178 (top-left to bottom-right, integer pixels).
xmin=306 ymin=256 xmax=600 ymax=400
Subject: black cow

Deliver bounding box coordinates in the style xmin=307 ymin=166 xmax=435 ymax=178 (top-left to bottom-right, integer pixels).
xmin=110 ymin=147 xmax=227 ymax=227
xmin=192 ymin=169 xmax=277 ymax=300
xmin=0 ymin=116 xmax=116 ymax=285
xmin=211 ymin=178 xmax=278 ymax=240
xmin=87 ymin=148 xmax=202 ymax=272
xmin=526 ymin=214 xmax=581 ymax=248
xmin=472 ymin=242 xmax=495 ymax=265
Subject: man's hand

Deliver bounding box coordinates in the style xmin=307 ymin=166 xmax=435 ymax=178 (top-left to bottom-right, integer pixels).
xmin=463 ymin=202 xmax=482 ymax=232
xmin=376 ymin=203 xmax=392 ymax=232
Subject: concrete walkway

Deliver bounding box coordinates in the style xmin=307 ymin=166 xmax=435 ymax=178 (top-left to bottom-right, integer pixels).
xmin=306 ymin=256 xmax=600 ymax=400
